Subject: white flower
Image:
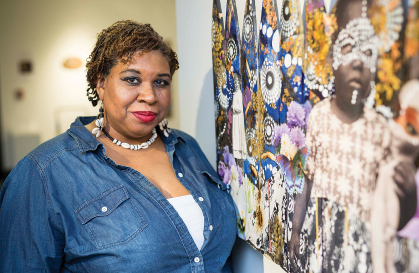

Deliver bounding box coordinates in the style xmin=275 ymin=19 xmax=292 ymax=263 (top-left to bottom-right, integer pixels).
xmin=230 ymin=165 xmax=238 ymax=184
xmin=280 ymin=133 xmax=297 ymax=160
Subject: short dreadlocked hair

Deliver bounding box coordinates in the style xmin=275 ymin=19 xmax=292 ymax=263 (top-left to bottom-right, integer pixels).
xmin=86 ymin=20 xmax=179 ymax=106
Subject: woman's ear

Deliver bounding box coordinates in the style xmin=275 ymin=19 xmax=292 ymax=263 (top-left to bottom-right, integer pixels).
xmin=96 ymin=76 xmax=106 ymax=101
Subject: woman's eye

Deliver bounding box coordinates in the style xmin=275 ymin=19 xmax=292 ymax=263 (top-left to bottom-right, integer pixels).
xmin=155 ymin=79 xmax=170 ymax=87
xmin=364 ymin=49 xmax=372 ymax=57
xmin=123 ymin=77 xmax=140 ymax=85
xmin=341 ymin=43 xmax=352 ymax=55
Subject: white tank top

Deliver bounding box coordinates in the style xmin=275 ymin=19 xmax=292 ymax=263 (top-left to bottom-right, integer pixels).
xmin=167 ymin=194 xmax=205 ymax=250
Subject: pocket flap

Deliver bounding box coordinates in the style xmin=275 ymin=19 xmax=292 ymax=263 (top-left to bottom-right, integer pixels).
xmin=76 ymin=185 xmax=129 ymax=225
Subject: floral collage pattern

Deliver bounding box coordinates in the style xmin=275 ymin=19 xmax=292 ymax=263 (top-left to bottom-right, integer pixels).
xmin=304 ymin=0 xmax=336 ymax=103
xmin=211 ymin=0 xmax=419 ymax=271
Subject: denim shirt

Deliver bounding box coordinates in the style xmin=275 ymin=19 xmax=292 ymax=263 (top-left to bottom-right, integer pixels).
xmin=0 ymin=117 xmax=237 ymax=273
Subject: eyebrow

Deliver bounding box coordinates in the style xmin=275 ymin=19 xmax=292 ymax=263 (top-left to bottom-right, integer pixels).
xmin=120 ymin=69 xmax=141 ymax=75
xmin=120 ymin=69 xmax=171 ymax=79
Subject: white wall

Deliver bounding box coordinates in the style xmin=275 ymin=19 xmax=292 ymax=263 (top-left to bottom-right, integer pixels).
xmin=0 ymin=0 xmax=178 ymax=170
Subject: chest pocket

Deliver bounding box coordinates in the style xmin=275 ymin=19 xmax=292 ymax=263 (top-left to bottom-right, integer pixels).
xmin=75 ymin=185 xmax=147 ymax=249
xmin=202 ymin=171 xmax=237 ymax=218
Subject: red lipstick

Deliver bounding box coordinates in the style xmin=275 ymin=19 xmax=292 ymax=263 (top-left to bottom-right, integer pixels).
xmin=132 ymin=111 xmax=157 ymax=123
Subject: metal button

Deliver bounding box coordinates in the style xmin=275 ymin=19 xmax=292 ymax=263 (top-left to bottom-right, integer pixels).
xmin=178 ymin=173 xmax=183 ymax=178
xmin=101 ymin=206 xmax=108 ymax=212
xmin=217 ymin=184 xmax=221 ymax=189
xmin=198 ymin=197 xmax=204 ymax=202
xmin=209 ymin=225 xmax=213 ymax=231
xmin=194 ymin=257 xmax=200 ymax=263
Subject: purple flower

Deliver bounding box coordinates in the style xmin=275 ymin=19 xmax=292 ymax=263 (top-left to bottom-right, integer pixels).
xmin=304 ymin=100 xmax=313 ymax=131
xmin=222 ymin=145 xmax=236 ymax=167
xmin=229 ymin=154 xmax=236 ymax=167
xmin=287 ymin=101 xmax=305 ymax=128
xmin=218 ymin=161 xmax=227 ymax=179
xmin=304 ymin=100 xmax=312 ymax=117
xmin=222 ymin=146 xmax=231 ymax=165
xmin=290 ymin=127 xmax=306 ymax=149
xmin=272 ymin=123 xmax=291 ymax=146
xmin=237 ymin=166 xmax=244 ymax=186
xmin=223 ymin=167 xmax=231 ymax=185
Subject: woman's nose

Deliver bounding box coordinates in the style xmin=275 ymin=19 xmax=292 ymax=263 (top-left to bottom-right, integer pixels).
xmin=137 ymin=82 xmax=157 ymax=104
xmin=351 ymin=58 xmax=364 ymax=71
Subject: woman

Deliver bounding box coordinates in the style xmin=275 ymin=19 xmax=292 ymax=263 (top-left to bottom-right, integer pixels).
xmin=288 ymin=0 xmax=411 ymax=271
xmin=0 ymin=21 xmax=237 ymax=272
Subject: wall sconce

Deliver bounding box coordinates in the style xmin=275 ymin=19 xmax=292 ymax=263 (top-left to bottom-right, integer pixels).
xmin=63 ymin=58 xmax=82 ymax=69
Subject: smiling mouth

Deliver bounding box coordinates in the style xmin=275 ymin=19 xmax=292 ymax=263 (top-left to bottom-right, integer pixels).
xmin=132 ymin=111 xmax=157 ymax=123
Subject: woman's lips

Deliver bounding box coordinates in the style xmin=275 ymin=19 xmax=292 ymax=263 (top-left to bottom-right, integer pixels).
xmin=348 ymin=79 xmax=362 ymax=90
xmin=132 ymin=111 xmax=157 ymax=123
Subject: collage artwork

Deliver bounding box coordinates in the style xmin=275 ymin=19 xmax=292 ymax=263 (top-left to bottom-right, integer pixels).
xmin=211 ymin=0 xmax=419 ymax=272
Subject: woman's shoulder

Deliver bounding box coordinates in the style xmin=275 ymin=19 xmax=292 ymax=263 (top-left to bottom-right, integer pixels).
xmin=363 ymin=107 xmax=389 ymax=125
xmin=312 ymin=97 xmax=331 ymax=112
xmin=26 ymin=132 xmax=79 ymax=169
xmin=169 ymin=128 xmax=195 ymax=143
xmin=168 ymin=129 xmax=203 ymax=152
xmin=27 ymin=116 xmax=98 ymax=169
xmin=168 ymin=129 xmax=220 ymax=177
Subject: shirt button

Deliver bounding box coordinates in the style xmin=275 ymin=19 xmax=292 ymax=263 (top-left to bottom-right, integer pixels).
xmin=194 ymin=257 xmax=200 ymax=263
xmin=198 ymin=197 xmax=204 ymax=202
xmin=178 ymin=173 xmax=183 ymax=178
xmin=217 ymin=184 xmax=221 ymax=189
xmin=209 ymin=225 xmax=213 ymax=231
xmin=101 ymin=206 xmax=108 ymax=212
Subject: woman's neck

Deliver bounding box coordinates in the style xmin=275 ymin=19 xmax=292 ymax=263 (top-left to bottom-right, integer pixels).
xmin=330 ymin=97 xmax=364 ymax=124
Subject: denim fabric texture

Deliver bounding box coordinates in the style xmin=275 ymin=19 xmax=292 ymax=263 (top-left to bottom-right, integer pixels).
xmin=0 ymin=117 xmax=237 ymax=272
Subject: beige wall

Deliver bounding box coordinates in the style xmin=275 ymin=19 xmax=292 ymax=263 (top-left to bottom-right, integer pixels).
xmin=0 ymin=0 xmax=178 ymax=170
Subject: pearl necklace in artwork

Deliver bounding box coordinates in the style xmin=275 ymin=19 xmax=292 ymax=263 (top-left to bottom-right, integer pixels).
xmin=102 ymin=128 xmax=157 ymax=150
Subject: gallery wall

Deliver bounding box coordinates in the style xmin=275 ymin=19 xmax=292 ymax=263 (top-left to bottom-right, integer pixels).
xmin=0 ymin=0 xmax=179 ymax=170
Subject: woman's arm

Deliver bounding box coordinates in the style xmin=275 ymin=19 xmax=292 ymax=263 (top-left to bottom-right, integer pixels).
xmin=393 ymin=161 xmax=417 ymax=230
xmin=0 ymin=157 xmax=64 ymax=272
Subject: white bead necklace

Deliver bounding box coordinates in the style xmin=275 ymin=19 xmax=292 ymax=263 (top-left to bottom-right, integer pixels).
xmin=102 ymin=128 xmax=157 ymax=150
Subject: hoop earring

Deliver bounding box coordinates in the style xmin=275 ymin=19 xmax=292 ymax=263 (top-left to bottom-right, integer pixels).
xmin=92 ymin=100 xmax=104 ymax=137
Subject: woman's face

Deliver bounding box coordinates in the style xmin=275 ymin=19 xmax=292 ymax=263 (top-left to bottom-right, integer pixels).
xmin=97 ymin=50 xmax=171 ymax=141
xmin=332 ymin=1 xmax=378 ymax=107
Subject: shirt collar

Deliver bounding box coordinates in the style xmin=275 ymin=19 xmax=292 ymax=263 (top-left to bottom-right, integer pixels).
xmin=67 ymin=116 xmax=185 ymax=154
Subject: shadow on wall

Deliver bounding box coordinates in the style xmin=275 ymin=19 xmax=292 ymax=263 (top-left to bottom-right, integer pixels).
xmin=231 ymin=239 xmax=264 ymax=272
xmin=195 ymin=70 xmax=217 ymax=168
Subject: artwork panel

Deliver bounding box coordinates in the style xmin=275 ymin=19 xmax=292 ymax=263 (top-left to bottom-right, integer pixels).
xmin=224 ymin=0 xmax=248 ymax=240
xmin=212 ymin=0 xmax=230 ymax=158
xmin=258 ymin=0 xmax=287 ymax=261
xmin=211 ymin=0 xmax=419 ymax=271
